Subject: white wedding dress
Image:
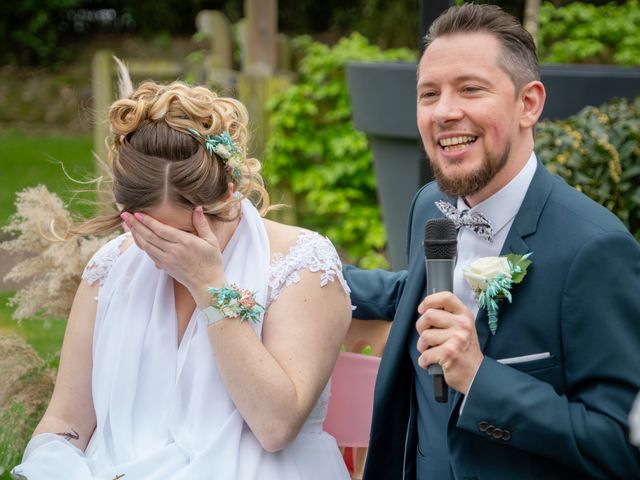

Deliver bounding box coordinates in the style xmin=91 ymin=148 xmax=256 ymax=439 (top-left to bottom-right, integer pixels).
xmin=12 ymin=200 xmax=351 ymax=480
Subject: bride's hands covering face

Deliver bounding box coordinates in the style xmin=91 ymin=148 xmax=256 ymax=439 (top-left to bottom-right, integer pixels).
xmin=122 ymin=207 xmax=225 ymax=307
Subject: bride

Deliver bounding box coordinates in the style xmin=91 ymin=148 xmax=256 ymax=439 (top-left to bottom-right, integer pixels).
xmin=12 ymin=65 xmax=352 ymax=479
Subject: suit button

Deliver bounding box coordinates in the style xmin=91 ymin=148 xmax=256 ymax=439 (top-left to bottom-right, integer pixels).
xmin=486 ymin=425 xmax=495 ymax=436
xmin=502 ymin=430 xmax=511 ymax=441
xmin=491 ymin=427 xmax=503 ymax=439
xmin=478 ymin=421 xmax=489 ymax=432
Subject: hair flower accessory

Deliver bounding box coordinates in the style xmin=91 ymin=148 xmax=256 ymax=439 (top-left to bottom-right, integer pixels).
xmin=463 ymin=253 xmax=532 ymax=335
xmin=187 ymin=128 xmax=242 ymax=179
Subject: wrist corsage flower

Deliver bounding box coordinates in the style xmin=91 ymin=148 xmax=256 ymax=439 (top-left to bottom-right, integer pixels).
xmin=463 ymin=253 xmax=532 ymax=335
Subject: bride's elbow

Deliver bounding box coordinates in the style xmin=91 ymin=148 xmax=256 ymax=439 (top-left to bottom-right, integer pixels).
xmin=254 ymin=421 xmax=300 ymax=453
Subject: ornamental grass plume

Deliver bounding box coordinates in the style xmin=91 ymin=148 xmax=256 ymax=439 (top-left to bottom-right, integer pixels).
xmin=0 ymin=185 xmax=115 ymax=320
xmin=0 ymin=335 xmax=55 ymax=473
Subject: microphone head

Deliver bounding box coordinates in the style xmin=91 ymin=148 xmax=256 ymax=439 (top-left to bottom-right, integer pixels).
xmin=424 ymin=218 xmax=457 ymax=259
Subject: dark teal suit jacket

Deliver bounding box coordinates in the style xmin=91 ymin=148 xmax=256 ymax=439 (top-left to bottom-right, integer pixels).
xmin=345 ymin=163 xmax=640 ymax=479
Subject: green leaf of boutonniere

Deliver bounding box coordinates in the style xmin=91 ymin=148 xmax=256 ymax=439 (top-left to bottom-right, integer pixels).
xmin=506 ymin=252 xmax=532 ymax=284
xmin=465 ymin=253 xmax=533 ymax=335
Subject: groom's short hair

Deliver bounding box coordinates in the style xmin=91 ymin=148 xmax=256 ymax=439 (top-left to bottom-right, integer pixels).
xmin=423 ymin=3 xmax=539 ymax=91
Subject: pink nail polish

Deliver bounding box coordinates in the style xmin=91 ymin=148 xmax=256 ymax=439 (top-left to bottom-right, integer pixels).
xmin=120 ymin=212 xmax=131 ymax=226
xmin=134 ymin=212 xmax=144 ymax=222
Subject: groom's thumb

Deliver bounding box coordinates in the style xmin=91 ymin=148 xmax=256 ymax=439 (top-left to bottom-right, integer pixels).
xmin=193 ymin=206 xmax=216 ymax=243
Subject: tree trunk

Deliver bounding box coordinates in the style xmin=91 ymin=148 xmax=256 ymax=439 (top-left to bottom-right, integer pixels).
xmin=523 ymin=0 xmax=541 ymax=46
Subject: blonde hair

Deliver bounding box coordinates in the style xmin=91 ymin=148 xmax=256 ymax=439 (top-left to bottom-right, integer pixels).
xmin=73 ymin=66 xmax=269 ymax=236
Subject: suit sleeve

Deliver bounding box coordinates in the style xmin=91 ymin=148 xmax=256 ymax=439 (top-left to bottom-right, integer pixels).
xmin=457 ymin=231 xmax=640 ymax=477
xmin=343 ymin=265 xmax=407 ymax=321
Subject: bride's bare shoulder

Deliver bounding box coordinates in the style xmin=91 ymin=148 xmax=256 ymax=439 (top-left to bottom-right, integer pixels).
xmin=262 ymin=219 xmax=309 ymax=257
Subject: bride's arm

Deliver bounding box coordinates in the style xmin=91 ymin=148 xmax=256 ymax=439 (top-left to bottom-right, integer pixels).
xmin=207 ymin=269 xmax=351 ymax=452
xmin=31 ymin=279 xmax=98 ymax=452
xmin=126 ymin=208 xmax=351 ymax=452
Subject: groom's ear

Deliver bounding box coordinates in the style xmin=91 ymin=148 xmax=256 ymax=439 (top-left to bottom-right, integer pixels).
xmin=518 ymin=80 xmax=546 ymax=129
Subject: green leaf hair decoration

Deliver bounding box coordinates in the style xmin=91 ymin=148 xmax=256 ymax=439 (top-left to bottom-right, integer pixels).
xmin=187 ymin=128 xmax=242 ymax=180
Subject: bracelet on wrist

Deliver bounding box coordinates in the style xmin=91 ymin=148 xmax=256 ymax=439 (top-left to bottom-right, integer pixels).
xmin=199 ymin=284 xmax=264 ymax=326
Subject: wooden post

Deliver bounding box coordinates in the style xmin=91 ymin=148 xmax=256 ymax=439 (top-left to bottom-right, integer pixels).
xmin=277 ymin=33 xmax=292 ymax=71
xmin=91 ymin=49 xmax=113 ymax=205
xmin=420 ymin=0 xmax=454 ymax=52
xmin=523 ymin=0 xmax=541 ymax=46
xmin=236 ymin=73 xmax=292 ymax=158
xmin=196 ymin=10 xmax=233 ymax=69
xmin=196 ymin=10 xmax=238 ymax=90
xmin=244 ymin=0 xmax=278 ymax=75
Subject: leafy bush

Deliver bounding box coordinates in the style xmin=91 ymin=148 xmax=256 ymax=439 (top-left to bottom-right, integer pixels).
xmin=0 ymin=0 xmax=81 ymax=66
xmin=538 ymin=0 xmax=640 ymax=65
xmin=263 ymin=34 xmax=416 ymax=269
xmin=537 ymin=96 xmax=640 ymax=240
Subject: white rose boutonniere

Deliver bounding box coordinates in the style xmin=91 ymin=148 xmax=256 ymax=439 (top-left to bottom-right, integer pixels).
xmin=464 ymin=253 xmax=532 ymax=335
xmin=630 ymin=392 xmax=640 ymax=448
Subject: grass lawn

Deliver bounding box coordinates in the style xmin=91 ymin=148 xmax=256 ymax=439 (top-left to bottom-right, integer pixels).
xmin=0 ymin=129 xmax=96 ymax=227
xmin=0 ymin=291 xmax=66 ymax=365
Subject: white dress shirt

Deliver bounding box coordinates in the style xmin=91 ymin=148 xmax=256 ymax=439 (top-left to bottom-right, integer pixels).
xmin=454 ymin=153 xmax=537 ymax=412
xmin=453 ymin=153 xmax=538 ymax=316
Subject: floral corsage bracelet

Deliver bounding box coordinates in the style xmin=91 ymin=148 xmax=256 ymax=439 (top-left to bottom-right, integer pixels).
xmin=463 ymin=253 xmax=532 ymax=335
xmin=200 ymin=284 xmax=265 ymax=326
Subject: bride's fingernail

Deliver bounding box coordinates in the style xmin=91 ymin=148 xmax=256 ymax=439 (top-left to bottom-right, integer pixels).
xmin=120 ymin=212 xmax=130 ymax=226
xmin=134 ymin=212 xmax=144 ymax=222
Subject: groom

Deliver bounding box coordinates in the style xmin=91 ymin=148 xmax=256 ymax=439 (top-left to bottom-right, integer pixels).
xmin=344 ymin=4 xmax=640 ymax=479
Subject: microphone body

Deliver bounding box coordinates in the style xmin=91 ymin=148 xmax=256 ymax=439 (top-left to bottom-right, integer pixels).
xmin=423 ymin=218 xmax=458 ymax=403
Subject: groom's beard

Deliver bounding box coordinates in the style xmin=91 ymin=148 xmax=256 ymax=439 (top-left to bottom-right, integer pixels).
xmin=431 ymin=142 xmax=511 ymax=199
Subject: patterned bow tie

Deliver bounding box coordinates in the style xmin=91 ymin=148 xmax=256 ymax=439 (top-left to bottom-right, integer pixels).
xmin=435 ymin=200 xmax=494 ymax=243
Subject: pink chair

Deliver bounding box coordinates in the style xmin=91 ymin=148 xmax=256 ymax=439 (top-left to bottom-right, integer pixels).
xmin=324 ymin=351 xmax=381 ymax=479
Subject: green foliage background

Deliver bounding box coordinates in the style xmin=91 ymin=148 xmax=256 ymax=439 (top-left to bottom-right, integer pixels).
xmin=263 ymin=34 xmax=416 ymax=269
xmin=538 ymin=0 xmax=640 ymax=64
xmin=264 ymin=26 xmax=640 ymax=269
xmin=537 ymin=97 xmax=640 ymax=239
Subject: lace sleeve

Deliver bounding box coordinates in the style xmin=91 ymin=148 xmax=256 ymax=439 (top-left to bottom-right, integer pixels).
xmin=267 ymin=230 xmax=351 ymax=306
xmin=82 ymin=233 xmax=131 ymax=286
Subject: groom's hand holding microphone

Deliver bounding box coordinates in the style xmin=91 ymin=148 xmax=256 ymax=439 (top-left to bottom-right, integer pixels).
xmin=417 ymin=219 xmax=483 ymax=398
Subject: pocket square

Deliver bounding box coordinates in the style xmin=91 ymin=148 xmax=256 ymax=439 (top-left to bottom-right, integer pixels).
xmin=497 ymin=352 xmax=551 ymax=365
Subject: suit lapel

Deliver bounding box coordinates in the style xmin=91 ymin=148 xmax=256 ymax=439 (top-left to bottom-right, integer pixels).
xmin=450 ymin=162 xmax=556 ymax=411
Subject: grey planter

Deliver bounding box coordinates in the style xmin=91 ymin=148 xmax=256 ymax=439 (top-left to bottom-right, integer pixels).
xmin=346 ymin=61 xmax=640 ymax=270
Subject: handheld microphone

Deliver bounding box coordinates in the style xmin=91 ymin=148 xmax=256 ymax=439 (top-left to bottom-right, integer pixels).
xmin=423 ymin=218 xmax=458 ymax=403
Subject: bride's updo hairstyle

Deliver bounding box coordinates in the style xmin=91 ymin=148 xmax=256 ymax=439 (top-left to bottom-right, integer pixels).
xmin=72 ymin=64 xmax=269 ymax=236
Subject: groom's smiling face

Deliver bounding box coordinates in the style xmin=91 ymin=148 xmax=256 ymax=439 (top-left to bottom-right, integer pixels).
xmin=416 ymin=32 xmax=523 ymax=203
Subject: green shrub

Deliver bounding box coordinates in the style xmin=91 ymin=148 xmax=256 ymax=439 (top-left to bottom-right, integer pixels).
xmin=0 ymin=0 xmax=81 ymax=66
xmin=263 ymin=33 xmax=416 ymax=269
xmin=537 ymin=97 xmax=640 ymax=240
xmin=538 ymin=0 xmax=640 ymax=65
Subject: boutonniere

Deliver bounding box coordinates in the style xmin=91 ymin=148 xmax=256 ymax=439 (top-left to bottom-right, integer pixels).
xmin=463 ymin=253 xmax=532 ymax=335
